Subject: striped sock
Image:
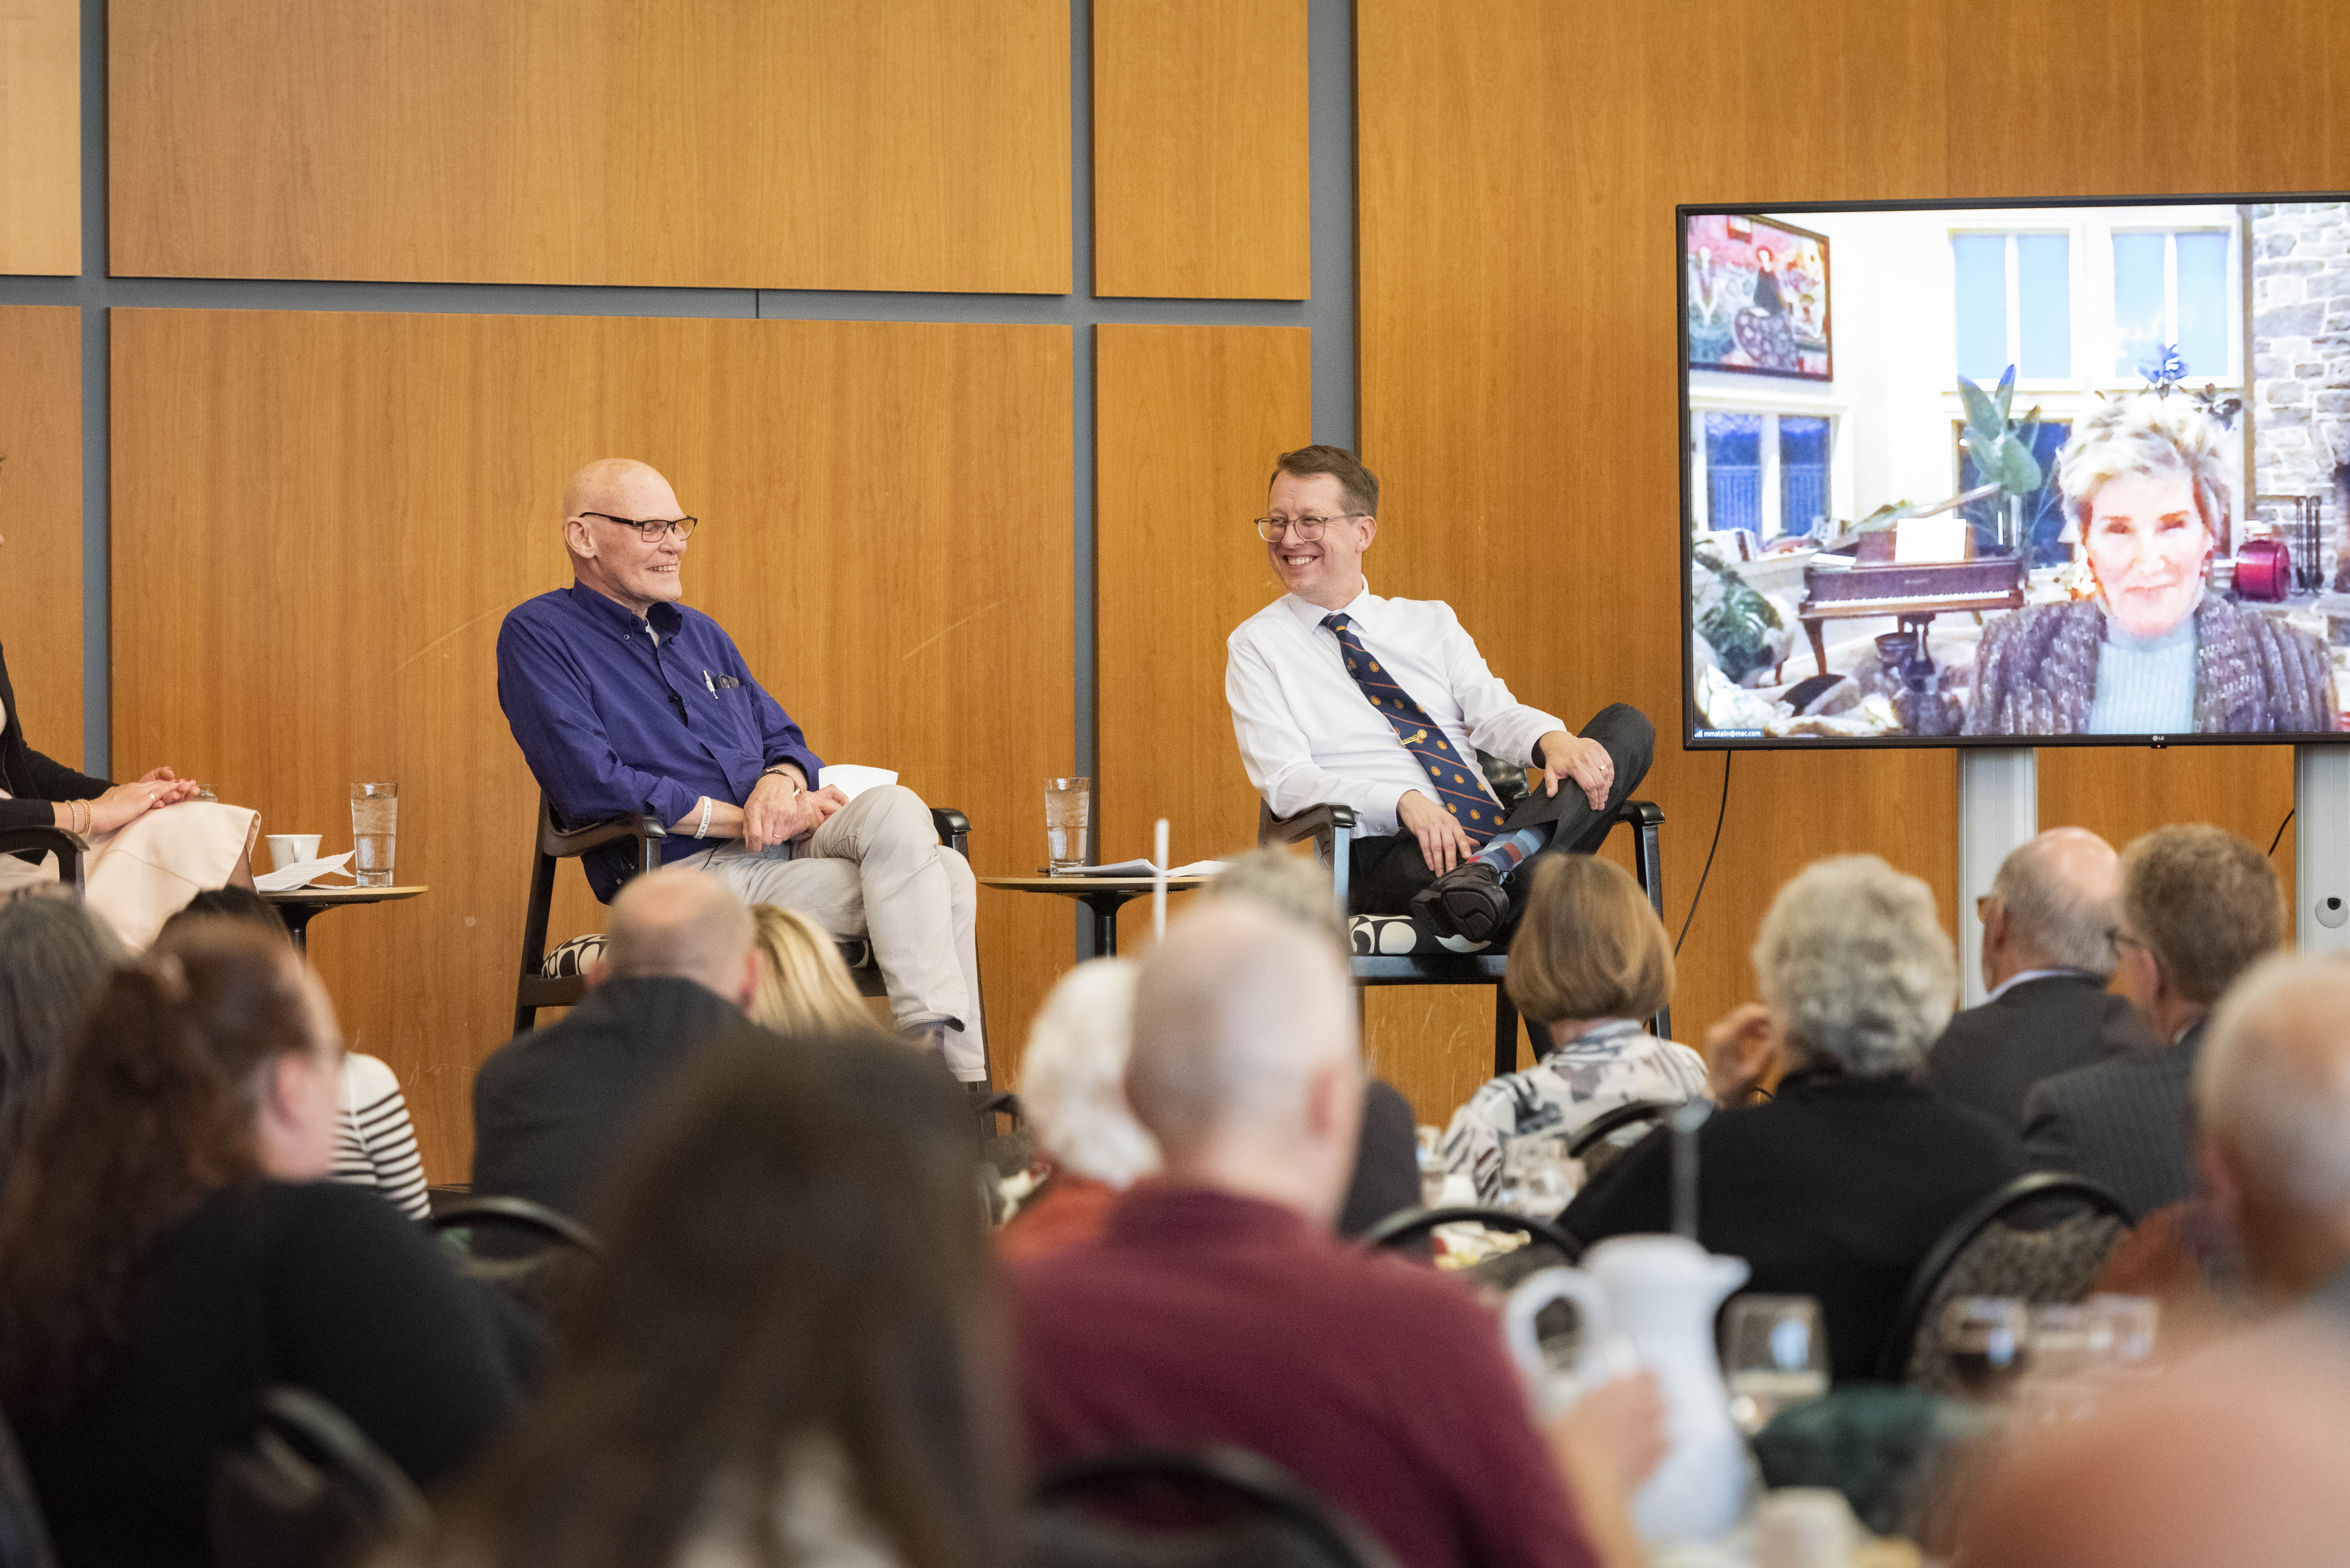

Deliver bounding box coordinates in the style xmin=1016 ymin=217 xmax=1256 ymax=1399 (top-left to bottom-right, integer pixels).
xmin=1469 ymin=825 xmax=1550 ymax=877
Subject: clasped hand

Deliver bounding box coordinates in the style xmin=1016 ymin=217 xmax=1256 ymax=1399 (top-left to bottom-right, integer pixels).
xmin=87 ymin=768 xmax=204 ymax=835
xmin=1538 ymin=729 xmax=1614 ymax=811
xmin=742 ymin=773 xmax=846 ymax=852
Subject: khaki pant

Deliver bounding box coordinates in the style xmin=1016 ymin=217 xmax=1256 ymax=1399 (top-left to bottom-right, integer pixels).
xmin=666 ymin=784 xmax=985 ymax=1080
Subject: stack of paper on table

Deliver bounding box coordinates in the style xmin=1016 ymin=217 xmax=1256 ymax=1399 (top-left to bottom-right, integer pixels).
xmin=1050 ymin=859 xmax=1231 ymax=878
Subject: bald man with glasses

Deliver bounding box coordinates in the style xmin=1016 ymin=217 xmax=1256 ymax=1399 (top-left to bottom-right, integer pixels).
xmin=1225 ymin=445 xmax=1653 ymax=943
xmin=495 ymin=458 xmax=985 ymax=1082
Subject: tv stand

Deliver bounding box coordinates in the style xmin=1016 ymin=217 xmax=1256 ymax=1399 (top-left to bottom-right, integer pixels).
xmin=1958 ymin=748 xmax=2038 ymax=1007
xmin=2298 ymin=746 xmax=2350 ymax=952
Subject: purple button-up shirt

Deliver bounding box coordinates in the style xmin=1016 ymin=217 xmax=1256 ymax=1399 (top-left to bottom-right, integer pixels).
xmin=496 ymin=583 xmax=822 ymax=901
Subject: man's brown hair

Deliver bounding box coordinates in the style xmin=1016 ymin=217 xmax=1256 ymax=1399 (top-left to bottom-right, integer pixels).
xmin=1506 ymin=854 xmax=1674 ymax=1028
xmin=1270 ymin=445 xmax=1379 ymax=518
xmin=2122 ymin=824 xmax=2282 ymax=1006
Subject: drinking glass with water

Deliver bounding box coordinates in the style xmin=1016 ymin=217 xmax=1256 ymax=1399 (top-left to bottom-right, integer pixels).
xmin=350 ymin=782 xmax=397 ymax=888
xmin=1044 ymin=778 xmax=1090 ymax=872
xmin=1724 ymin=1294 xmax=1829 ymax=1433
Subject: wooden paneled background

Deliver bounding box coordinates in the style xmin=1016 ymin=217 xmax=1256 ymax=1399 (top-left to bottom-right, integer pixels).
xmin=1352 ymin=0 xmax=2341 ymax=1117
xmin=1093 ymin=0 xmax=1310 ymax=300
xmin=0 ymin=0 xmax=76 ymax=276
xmin=0 ymin=306 xmax=80 ymax=757
xmin=108 ymin=0 xmax=1070 ymax=292
xmin=110 ymin=310 xmax=1073 ymax=1181
xmin=5 ymin=0 xmax=2347 ymax=1166
xmin=1096 ymin=323 xmax=1312 ymax=872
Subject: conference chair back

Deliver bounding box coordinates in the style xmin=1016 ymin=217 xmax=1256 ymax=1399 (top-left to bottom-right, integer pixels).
xmin=1031 ymin=1445 xmax=1403 ymax=1568
xmin=208 ymin=1386 xmax=428 ymax=1568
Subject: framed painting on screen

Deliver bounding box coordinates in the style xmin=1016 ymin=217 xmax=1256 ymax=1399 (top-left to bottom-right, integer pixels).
xmin=1686 ymin=214 xmax=1832 ymax=381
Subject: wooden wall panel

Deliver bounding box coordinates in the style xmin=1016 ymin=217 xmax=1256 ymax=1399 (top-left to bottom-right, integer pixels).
xmin=109 ymin=0 xmax=1069 ymax=292
xmin=1093 ymin=0 xmax=1309 ymax=300
xmin=1097 ymin=324 xmax=1311 ymax=882
xmin=0 ymin=0 xmax=77 ymax=275
xmin=0 ymin=306 xmax=79 ymax=759
xmin=1358 ymin=0 xmax=2350 ymax=1124
xmin=112 ymin=310 xmax=1073 ymax=1182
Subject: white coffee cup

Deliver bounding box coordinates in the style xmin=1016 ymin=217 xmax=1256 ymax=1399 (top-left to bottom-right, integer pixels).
xmin=1755 ymin=1488 xmax=1859 ymax=1568
xmin=265 ymin=834 xmax=322 ymax=872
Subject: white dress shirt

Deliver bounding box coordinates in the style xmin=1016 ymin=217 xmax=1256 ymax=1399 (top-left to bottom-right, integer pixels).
xmin=1225 ymin=584 xmax=1564 ymax=838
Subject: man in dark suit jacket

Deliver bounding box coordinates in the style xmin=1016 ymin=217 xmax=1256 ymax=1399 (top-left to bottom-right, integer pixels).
xmin=2021 ymin=825 xmax=2283 ymax=1221
xmin=1928 ymin=827 xmax=2151 ymax=1128
xmin=472 ymin=867 xmax=763 ymax=1222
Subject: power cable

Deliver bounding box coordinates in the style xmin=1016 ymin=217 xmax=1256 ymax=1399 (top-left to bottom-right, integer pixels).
xmin=2270 ymin=807 xmax=2296 ymax=860
xmin=1674 ymin=752 xmax=1733 ymax=956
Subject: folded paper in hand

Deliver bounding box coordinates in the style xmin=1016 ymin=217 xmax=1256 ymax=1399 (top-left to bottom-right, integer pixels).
xmin=253 ymin=853 xmax=357 ymax=893
xmin=816 ymin=765 xmax=898 ymax=802
xmin=1051 ymin=858 xmax=1231 ymax=879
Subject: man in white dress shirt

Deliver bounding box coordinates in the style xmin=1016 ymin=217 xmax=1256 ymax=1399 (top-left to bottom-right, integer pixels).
xmin=1225 ymin=445 xmax=1653 ymax=942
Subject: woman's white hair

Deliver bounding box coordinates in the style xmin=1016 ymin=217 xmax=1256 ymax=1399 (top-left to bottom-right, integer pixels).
xmin=1752 ymin=855 xmax=1957 ymax=1077
xmin=1015 ymin=958 xmax=1160 ymax=1187
xmin=2055 ymin=393 xmax=2234 ymax=542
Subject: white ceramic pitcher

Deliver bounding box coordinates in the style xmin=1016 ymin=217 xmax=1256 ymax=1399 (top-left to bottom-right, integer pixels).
xmin=1502 ymin=1234 xmax=1753 ymax=1543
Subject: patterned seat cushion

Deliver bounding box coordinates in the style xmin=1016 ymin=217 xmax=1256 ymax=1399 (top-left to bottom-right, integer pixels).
xmin=1347 ymin=913 xmax=1495 ymax=957
xmin=542 ymin=931 xmax=875 ymax=978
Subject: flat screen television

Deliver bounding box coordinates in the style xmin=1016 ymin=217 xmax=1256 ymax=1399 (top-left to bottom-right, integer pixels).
xmin=1679 ymin=195 xmax=2350 ymax=749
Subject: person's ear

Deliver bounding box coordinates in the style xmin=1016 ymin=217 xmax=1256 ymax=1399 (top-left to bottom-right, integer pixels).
xmin=1982 ymin=899 xmax=2009 ymax=953
xmin=563 ymin=516 xmax=597 ymax=560
xmin=732 ymin=948 xmax=763 ymax=1015
xmin=584 ymin=955 xmax=606 ymax=990
xmin=1356 ymin=515 xmax=1377 ymax=553
xmin=2198 ymin=1134 xmax=2245 ymax=1228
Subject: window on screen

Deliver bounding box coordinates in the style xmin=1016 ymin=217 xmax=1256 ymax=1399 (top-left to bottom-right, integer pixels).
xmin=1700 ymin=411 xmax=1833 ymax=543
xmin=1953 ymin=232 xmax=2072 ymax=382
xmin=2114 ymin=229 xmax=2231 ymax=378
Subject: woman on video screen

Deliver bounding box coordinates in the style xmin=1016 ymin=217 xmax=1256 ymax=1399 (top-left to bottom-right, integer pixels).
xmin=1965 ymin=395 xmax=2336 ymax=736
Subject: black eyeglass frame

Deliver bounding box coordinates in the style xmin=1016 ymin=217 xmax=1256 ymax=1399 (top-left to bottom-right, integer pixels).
xmin=577 ymin=511 xmax=700 ymax=543
xmin=1253 ymin=512 xmax=1370 ymax=543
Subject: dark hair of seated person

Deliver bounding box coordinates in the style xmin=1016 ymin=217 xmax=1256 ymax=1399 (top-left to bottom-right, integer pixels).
xmin=0 ymin=896 xmax=123 ymax=1197
xmin=413 ymin=1030 xmax=1016 ymax=1568
xmin=0 ymin=922 xmax=319 ymax=1419
xmin=157 ymin=883 xmax=291 ymax=944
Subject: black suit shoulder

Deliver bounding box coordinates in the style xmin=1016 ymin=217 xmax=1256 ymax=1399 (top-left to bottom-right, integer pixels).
xmin=1926 ymin=976 xmax=2146 ymax=1129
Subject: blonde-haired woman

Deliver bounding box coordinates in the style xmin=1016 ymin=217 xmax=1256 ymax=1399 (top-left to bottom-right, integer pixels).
xmin=1967 ymin=394 xmax=2335 ymax=736
xmin=1437 ymin=853 xmax=1708 ymax=1202
xmin=746 ymin=905 xmax=878 ymax=1036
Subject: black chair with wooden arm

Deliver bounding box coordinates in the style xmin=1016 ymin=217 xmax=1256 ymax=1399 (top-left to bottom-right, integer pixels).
xmin=513 ymin=793 xmax=982 ymax=1049
xmin=0 ymin=825 xmax=87 ymax=898
xmin=1259 ymin=758 xmax=1667 ymax=1078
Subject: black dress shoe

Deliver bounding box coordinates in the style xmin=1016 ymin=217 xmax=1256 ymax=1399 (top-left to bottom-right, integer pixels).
xmin=1410 ymin=860 xmax=1511 ymax=943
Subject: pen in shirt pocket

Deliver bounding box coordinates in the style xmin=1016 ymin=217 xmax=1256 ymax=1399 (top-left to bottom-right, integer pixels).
xmin=703 ymin=670 xmax=716 ymax=695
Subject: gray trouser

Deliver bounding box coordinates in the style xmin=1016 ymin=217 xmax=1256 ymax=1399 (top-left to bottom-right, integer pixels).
xmin=666 ymin=784 xmax=984 ymax=1080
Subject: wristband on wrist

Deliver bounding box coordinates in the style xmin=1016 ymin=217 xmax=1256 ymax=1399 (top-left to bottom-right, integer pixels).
xmin=694 ymin=797 xmax=714 ymax=839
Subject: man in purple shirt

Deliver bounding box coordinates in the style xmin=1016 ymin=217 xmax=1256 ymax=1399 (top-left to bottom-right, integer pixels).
xmin=496 ymin=458 xmax=982 ymax=1079
xmin=1007 ymin=902 xmax=1653 ymax=1568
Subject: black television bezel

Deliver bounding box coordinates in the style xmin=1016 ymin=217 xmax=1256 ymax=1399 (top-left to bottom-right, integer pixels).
xmin=1676 ymin=191 xmax=2350 ymax=753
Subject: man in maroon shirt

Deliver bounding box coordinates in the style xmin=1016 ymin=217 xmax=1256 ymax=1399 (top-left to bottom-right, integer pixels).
xmin=1005 ymin=902 xmax=1652 ymax=1568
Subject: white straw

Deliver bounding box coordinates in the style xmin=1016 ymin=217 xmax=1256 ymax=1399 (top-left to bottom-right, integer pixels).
xmin=1152 ymin=818 xmax=1170 ymax=943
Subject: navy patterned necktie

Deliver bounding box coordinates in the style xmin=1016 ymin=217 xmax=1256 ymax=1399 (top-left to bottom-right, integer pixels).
xmin=1321 ymin=612 xmax=1502 ymax=831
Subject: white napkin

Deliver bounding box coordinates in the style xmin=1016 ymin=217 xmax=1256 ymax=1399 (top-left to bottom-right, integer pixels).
xmin=816 ymin=764 xmax=898 ymax=802
xmin=253 ymin=852 xmax=358 ymax=893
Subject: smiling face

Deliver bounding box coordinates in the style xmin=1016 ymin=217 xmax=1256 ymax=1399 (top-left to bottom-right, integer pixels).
xmin=1264 ymin=471 xmax=1377 ymax=611
xmin=2083 ymin=470 xmax=2212 ymax=641
xmin=564 ymin=459 xmax=691 ymax=618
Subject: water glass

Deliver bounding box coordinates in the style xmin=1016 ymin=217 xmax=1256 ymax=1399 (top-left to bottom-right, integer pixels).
xmin=350 ymin=782 xmax=398 ymax=888
xmin=1044 ymin=777 xmax=1090 ymax=871
xmin=1415 ymin=1125 xmax=1448 ymax=1209
xmin=1724 ymin=1294 xmax=1829 ymax=1433
xmin=2086 ymin=1293 xmax=2159 ymax=1365
xmin=1940 ymin=1296 xmax=2030 ymax=1398
xmin=1498 ymin=1136 xmax=1573 ymax=1217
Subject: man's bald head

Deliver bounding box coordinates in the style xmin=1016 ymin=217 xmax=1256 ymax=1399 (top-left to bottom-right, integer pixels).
xmin=1124 ymin=902 xmax=1360 ymax=1215
xmin=1988 ymin=826 xmax=2123 ymax=977
xmin=562 ymin=458 xmax=678 ymax=526
xmin=2198 ymin=954 xmax=2350 ymax=1282
xmin=602 ymin=868 xmax=757 ymax=1006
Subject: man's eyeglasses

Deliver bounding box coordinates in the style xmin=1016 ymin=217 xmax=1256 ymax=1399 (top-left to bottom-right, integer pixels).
xmin=1254 ymin=513 xmax=1367 ymax=543
xmin=579 ymin=511 xmax=699 ymax=543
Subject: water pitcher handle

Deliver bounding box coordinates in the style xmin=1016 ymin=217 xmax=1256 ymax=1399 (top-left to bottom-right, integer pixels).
xmin=1502 ymin=1267 xmax=1617 ymax=1396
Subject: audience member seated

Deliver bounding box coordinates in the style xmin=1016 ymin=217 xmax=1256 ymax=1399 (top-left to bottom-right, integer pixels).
xmin=473 ymin=867 xmax=760 ymax=1224
xmin=0 ymin=895 xmax=121 ymax=1197
xmin=1562 ymin=856 xmax=2026 ymax=1383
xmin=1204 ymin=846 xmax=1424 ymax=1235
xmin=998 ymin=958 xmax=1153 ymax=1263
xmin=0 ymin=629 xmax=261 ymax=951
xmin=1006 ymin=901 xmax=1662 ymax=1568
xmin=1926 ymin=827 xmax=2152 ymax=1129
xmin=497 ymin=457 xmax=984 ymax=1080
xmin=160 ymin=887 xmax=431 ymax=1219
xmin=746 ymin=902 xmax=881 ymax=1035
xmin=2194 ymin=953 xmax=2350 ymax=1322
xmin=1438 ymin=854 xmax=1708 ymax=1202
xmin=2022 ymin=824 xmax=2281 ymax=1220
xmin=1954 ymin=1329 xmax=2350 ymax=1568
xmin=407 ymin=1029 xmax=1010 ymax=1568
xmin=0 ymin=922 xmax=524 ymax=1567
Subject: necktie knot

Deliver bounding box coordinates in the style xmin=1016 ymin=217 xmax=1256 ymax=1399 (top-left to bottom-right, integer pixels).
xmin=1321 ymin=612 xmax=1350 ymax=633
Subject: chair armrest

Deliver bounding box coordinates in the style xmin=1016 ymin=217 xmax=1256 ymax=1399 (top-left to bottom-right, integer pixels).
xmin=0 ymin=824 xmax=88 ymax=860
xmin=538 ymin=811 xmax=666 ymax=860
xmin=929 ymin=806 xmax=970 ymax=857
xmin=1257 ymin=802 xmax=1357 ymax=847
xmin=1620 ymin=799 xmax=1665 ymax=828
